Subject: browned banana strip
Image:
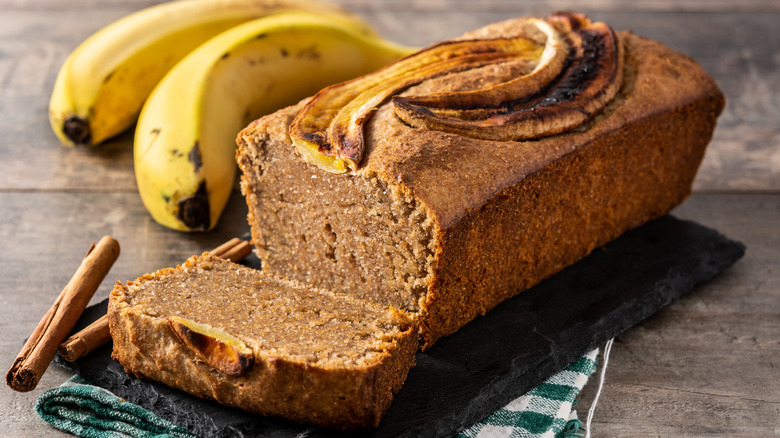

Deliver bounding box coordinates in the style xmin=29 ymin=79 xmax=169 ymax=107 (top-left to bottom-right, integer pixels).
xmin=393 ymin=16 xmax=624 ymax=141
xmin=393 ymin=18 xmax=568 ymax=111
xmin=289 ymin=37 xmax=543 ymax=173
xmin=326 ymin=53 xmax=540 ymax=168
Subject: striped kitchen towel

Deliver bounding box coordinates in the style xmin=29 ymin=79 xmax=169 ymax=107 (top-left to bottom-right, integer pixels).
xmin=35 ymin=375 xmax=196 ymax=438
xmin=36 ymin=350 xmax=599 ymax=437
xmin=459 ymin=348 xmax=599 ymax=438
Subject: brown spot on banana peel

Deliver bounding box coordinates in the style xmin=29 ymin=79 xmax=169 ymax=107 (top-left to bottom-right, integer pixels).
xmin=176 ymin=181 xmax=210 ymax=231
xmin=188 ymin=141 xmax=203 ymax=172
xmin=392 ymin=18 xmax=623 ymax=142
xmin=296 ymin=45 xmax=320 ymax=60
xmin=144 ymin=128 xmax=163 ymax=153
xmin=290 ymin=37 xmax=541 ymax=172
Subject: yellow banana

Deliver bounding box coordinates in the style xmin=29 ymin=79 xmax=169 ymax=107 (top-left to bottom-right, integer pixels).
xmin=48 ymin=0 xmax=368 ymax=146
xmin=134 ymin=12 xmax=416 ymax=231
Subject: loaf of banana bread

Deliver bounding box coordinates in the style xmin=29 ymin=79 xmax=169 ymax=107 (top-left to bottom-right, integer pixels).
xmin=236 ymin=14 xmax=725 ymax=349
xmin=108 ymin=253 xmax=418 ymax=430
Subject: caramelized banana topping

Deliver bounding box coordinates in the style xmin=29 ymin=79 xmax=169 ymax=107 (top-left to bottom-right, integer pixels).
xmin=393 ymin=13 xmax=624 ymax=141
xmin=289 ymin=12 xmax=624 ymax=171
xmin=289 ymin=36 xmax=544 ymax=173
xmin=393 ymin=18 xmax=568 ymax=111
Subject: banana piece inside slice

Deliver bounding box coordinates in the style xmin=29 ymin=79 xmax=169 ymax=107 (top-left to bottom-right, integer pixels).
xmin=168 ymin=316 xmax=254 ymax=376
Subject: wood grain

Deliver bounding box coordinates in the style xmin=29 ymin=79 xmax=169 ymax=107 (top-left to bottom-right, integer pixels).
xmin=577 ymin=194 xmax=780 ymax=437
xmin=0 ymin=1 xmax=777 ymax=436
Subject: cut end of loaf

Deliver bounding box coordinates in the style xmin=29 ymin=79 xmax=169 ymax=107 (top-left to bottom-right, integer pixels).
xmin=237 ymin=117 xmax=439 ymax=316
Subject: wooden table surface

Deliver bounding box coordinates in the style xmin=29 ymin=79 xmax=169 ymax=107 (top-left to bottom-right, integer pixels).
xmin=1 ymin=1 xmax=778 ymax=436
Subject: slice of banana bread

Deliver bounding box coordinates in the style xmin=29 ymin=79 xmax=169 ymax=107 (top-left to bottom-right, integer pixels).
xmin=108 ymin=253 xmax=418 ymax=430
xmin=236 ymin=16 xmax=725 ymax=349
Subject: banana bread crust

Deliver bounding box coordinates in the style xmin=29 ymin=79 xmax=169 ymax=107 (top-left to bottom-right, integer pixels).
xmin=405 ymin=31 xmax=725 ymax=343
xmin=237 ymin=22 xmax=724 ymax=348
xmin=108 ymin=254 xmax=418 ymax=430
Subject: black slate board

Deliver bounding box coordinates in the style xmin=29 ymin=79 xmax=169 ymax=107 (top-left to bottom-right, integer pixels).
xmin=56 ymin=215 xmax=745 ymax=438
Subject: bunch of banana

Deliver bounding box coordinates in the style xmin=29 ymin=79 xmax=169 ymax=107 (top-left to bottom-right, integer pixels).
xmin=134 ymin=12 xmax=414 ymax=231
xmin=48 ymin=0 xmax=369 ymax=147
xmin=50 ymin=0 xmax=415 ymax=231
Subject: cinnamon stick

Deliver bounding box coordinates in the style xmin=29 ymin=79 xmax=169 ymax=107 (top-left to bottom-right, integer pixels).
xmin=6 ymin=236 xmax=120 ymax=392
xmin=58 ymin=237 xmax=251 ymax=362
xmin=211 ymin=237 xmax=243 ymax=258
xmin=58 ymin=315 xmax=110 ymax=362
xmin=219 ymin=240 xmax=252 ymax=263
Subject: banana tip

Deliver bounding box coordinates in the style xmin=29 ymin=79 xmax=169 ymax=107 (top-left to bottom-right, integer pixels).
xmin=63 ymin=116 xmax=92 ymax=145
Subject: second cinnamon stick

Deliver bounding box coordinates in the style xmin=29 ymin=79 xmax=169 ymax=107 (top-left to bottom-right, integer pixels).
xmin=58 ymin=315 xmax=111 ymax=362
